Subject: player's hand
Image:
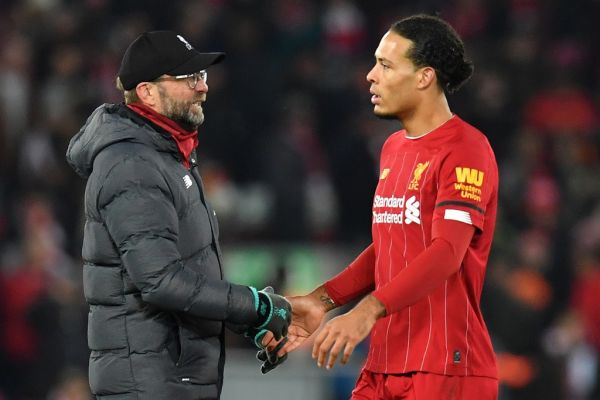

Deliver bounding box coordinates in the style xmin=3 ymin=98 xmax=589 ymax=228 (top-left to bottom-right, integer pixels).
xmin=312 ymin=295 xmax=385 ymax=369
xmin=279 ymin=294 xmax=328 ymax=356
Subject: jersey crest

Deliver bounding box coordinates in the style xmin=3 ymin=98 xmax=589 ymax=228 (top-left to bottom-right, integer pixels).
xmin=408 ymin=161 xmax=429 ymax=190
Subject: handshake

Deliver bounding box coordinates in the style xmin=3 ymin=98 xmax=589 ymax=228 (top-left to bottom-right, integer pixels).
xmin=246 ymin=286 xmax=292 ymax=374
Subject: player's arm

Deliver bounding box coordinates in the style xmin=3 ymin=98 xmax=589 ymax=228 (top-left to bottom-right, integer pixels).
xmin=311 ymin=219 xmax=474 ymax=369
xmin=371 ymin=219 xmax=474 ymax=314
xmin=281 ymin=244 xmax=376 ymax=354
xmin=324 ymin=243 xmax=376 ymax=306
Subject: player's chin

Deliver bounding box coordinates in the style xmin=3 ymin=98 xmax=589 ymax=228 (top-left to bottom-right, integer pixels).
xmin=373 ymin=108 xmax=397 ymax=120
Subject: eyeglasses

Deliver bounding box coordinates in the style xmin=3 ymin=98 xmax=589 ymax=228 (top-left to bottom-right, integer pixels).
xmin=153 ymin=70 xmax=207 ymax=89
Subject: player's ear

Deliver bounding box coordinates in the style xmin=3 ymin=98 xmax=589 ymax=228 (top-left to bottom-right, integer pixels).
xmin=416 ymin=66 xmax=436 ymax=90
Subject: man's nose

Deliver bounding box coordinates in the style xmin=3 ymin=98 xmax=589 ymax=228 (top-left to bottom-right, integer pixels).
xmin=196 ymin=80 xmax=208 ymax=93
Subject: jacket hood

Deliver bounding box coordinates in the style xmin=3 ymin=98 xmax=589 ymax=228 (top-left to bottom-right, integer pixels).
xmin=66 ymin=103 xmax=177 ymax=178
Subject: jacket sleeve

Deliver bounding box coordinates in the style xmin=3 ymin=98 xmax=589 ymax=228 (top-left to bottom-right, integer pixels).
xmin=97 ymin=154 xmax=257 ymax=325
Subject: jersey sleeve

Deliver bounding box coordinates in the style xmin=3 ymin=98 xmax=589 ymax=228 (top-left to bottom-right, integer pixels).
xmin=372 ymin=220 xmax=474 ymax=315
xmin=433 ymin=138 xmax=497 ymax=230
xmin=324 ymin=244 xmax=376 ymax=306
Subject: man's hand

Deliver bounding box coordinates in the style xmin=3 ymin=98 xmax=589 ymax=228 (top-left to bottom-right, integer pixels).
xmin=245 ymin=286 xmax=292 ymax=373
xmin=256 ymin=337 xmax=288 ymax=374
xmin=244 ymin=327 xmax=289 ymax=373
xmin=250 ymin=286 xmax=292 ymax=341
xmin=312 ymin=294 xmax=385 ymax=369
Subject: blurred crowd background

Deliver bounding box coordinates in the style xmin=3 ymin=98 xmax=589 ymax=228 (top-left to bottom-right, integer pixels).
xmin=1 ymin=0 xmax=599 ymax=399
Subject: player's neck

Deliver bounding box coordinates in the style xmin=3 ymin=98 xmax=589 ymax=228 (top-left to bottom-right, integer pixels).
xmin=401 ymin=95 xmax=452 ymax=138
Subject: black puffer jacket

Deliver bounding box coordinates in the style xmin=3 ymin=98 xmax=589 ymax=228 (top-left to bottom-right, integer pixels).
xmin=67 ymin=104 xmax=257 ymax=400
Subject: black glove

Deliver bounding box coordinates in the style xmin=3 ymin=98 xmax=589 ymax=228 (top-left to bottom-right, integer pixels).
xmin=244 ymin=326 xmax=269 ymax=349
xmin=248 ymin=286 xmax=292 ymax=341
xmin=256 ymin=337 xmax=288 ymax=374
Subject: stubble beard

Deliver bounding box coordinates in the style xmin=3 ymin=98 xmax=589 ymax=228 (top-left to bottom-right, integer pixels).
xmin=158 ymin=88 xmax=204 ymax=130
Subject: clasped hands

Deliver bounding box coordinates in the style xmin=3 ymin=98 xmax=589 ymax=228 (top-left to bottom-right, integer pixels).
xmin=248 ymin=288 xmax=385 ymax=373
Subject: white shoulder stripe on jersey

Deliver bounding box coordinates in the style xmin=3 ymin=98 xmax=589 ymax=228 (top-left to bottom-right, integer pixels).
xmin=444 ymin=209 xmax=472 ymax=225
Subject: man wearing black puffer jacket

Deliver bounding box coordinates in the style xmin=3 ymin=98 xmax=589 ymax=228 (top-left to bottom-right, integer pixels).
xmin=66 ymin=31 xmax=291 ymax=400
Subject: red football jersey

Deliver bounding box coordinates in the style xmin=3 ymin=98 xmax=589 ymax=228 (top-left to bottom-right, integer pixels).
xmin=326 ymin=115 xmax=498 ymax=378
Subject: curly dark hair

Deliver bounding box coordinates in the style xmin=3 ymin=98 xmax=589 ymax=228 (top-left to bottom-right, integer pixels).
xmin=390 ymin=14 xmax=474 ymax=94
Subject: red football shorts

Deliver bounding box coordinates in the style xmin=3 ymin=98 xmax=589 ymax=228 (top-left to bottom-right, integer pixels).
xmin=351 ymin=369 xmax=498 ymax=400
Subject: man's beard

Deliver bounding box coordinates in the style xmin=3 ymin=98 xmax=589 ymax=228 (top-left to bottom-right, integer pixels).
xmin=158 ymin=88 xmax=204 ymax=130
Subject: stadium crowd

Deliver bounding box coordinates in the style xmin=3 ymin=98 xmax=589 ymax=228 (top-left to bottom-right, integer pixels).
xmin=0 ymin=0 xmax=599 ymax=399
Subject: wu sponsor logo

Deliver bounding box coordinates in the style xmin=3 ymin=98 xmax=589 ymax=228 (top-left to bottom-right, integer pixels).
xmin=454 ymin=167 xmax=483 ymax=202
xmin=183 ymin=174 xmax=193 ymax=189
xmin=408 ymin=161 xmax=430 ymax=190
xmin=455 ymin=167 xmax=484 ymax=187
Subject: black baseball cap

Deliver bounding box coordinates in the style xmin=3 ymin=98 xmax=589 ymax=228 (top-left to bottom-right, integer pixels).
xmin=118 ymin=31 xmax=225 ymax=90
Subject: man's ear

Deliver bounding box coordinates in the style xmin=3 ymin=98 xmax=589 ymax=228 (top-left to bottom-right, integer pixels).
xmin=135 ymin=82 xmax=156 ymax=106
xmin=416 ymin=66 xmax=436 ymax=90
